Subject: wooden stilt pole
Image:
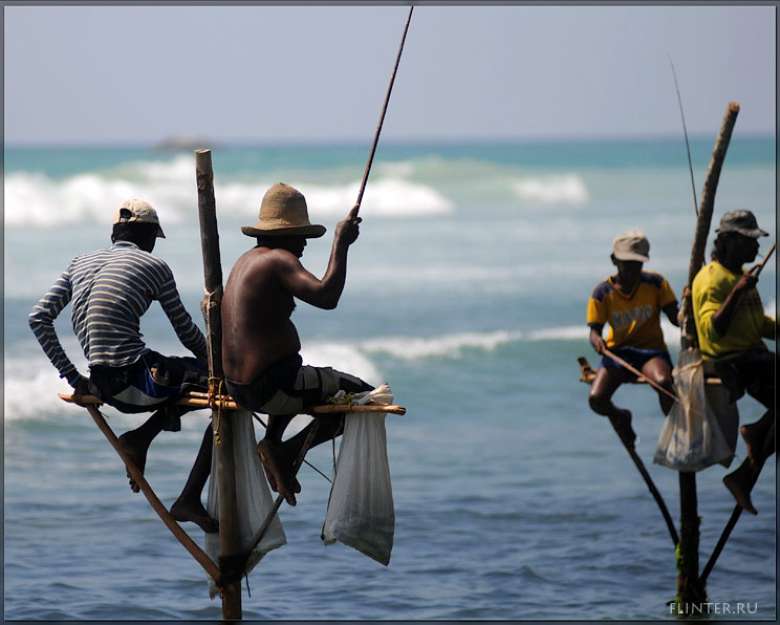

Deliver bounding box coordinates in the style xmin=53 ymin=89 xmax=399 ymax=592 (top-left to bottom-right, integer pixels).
xmin=195 ymin=148 xmax=242 ymax=620
xmin=676 ymin=101 xmax=740 ymax=608
xmin=85 ymin=404 xmax=222 ymax=583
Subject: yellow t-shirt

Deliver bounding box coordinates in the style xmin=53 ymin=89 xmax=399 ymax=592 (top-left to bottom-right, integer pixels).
xmin=692 ymin=260 xmax=776 ymax=359
xmin=586 ymin=272 xmax=677 ymax=350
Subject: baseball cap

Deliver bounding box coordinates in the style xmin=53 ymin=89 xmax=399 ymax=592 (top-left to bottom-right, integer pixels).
xmin=113 ymin=199 xmax=165 ymax=238
xmin=612 ymin=229 xmax=650 ymax=263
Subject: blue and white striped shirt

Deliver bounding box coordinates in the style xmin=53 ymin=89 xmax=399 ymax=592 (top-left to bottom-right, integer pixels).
xmin=29 ymin=241 xmax=207 ymax=385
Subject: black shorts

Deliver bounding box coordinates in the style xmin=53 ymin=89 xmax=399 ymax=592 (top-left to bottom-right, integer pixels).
xmin=712 ymin=347 xmax=775 ymax=408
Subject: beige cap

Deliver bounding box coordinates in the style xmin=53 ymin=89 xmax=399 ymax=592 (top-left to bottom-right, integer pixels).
xmin=113 ymin=198 xmax=165 ymax=238
xmin=612 ymin=229 xmax=649 ymax=262
xmin=241 ymin=183 xmax=326 ymax=239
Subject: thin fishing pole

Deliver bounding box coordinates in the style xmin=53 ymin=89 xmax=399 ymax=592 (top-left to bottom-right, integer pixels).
xmin=252 ymin=412 xmax=332 ymax=483
xmin=668 ymin=55 xmax=698 ymax=216
xmin=355 ymin=5 xmax=414 ymax=212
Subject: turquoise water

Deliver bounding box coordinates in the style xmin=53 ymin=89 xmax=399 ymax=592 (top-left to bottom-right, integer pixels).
xmin=3 ymin=137 xmax=776 ymax=619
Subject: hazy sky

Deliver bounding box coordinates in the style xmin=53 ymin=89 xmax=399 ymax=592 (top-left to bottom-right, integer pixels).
xmin=4 ymin=4 xmax=776 ymax=144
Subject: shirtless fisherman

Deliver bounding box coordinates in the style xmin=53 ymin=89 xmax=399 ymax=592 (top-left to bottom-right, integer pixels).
xmin=587 ymin=230 xmax=680 ymax=446
xmin=692 ymin=210 xmax=776 ymax=514
xmin=222 ymin=183 xmax=373 ymax=506
xmin=29 ymin=199 xmax=217 ymax=532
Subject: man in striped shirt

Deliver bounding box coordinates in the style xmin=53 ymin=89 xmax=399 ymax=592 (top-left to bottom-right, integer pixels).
xmin=29 ymin=199 xmax=217 ymax=532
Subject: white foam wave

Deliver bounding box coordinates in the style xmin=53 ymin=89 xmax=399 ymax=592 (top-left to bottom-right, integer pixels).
xmin=511 ymin=174 xmax=589 ymax=205
xmin=5 ymin=156 xmax=452 ymax=228
xmin=765 ymin=299 xmax=776 ymax=317
xmin=358 ymin=326 xmax=590 ymax=360
xmin=359 ymin=330 xmax=523 ymax=359
xmin=4 ymin=341 xmax=384 ymax=423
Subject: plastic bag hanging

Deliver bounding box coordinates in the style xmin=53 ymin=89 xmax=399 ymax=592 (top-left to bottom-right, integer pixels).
xmin=322 ymin=385 xmax=395 ymax=565
xmin=205 ymin=409 xmax=286 ymax=598
xmin=653 ymin=348 xmax=733 ymax=471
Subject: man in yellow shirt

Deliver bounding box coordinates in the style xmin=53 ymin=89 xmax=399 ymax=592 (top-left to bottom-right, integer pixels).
xmin=692 ymin=210 xmax=775 ymax=514
xmin=586 ymin=230 xmax=680 ymax=447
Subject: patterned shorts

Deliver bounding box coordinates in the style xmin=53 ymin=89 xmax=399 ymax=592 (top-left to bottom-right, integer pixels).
xmin=226 ymin=354 xmax=373 ymax=416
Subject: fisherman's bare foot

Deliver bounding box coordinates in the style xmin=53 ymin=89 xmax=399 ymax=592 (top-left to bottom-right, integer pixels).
xmin=171 ymin=497 xmax=219 ymax=533
xmin=258 ymin=440 xmax=297 ymax=506
xmin=740 ymin=423 xmax=764 ymax=469
xmin=723 ymin=464 xmax=757 ymax=515
xmin=609 ymin=409 xmax=636 ymax=448
xmin=118 ymin=431 xmax=149 ymax=493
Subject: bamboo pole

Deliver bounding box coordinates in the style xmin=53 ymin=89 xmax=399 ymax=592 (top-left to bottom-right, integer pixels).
xmin=354 ymin=6 xmax=414 ymax=213
xmin=676 ymin=101 xmax=739 ymax=607
xmin=679 ymin=101 xmax=740 ymax=350
xmin=58 ymin=392 xmax=406 ymax=415
xmin=85 ymin=405 xmax=221 ymax=582
xmin=750 ymin=242 xmax=775 ymax=277
xmin=701 ymin=424 xmax=774 ymax=583
xmin=614 ymin=429 xmax=680 ymax=547
xmin=195 ymin=148 xmax=242 ymax=620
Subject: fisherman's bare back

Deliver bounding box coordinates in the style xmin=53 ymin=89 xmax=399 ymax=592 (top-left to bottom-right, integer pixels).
xmin=222 ymin=207 xmax=361 ymax=385
xmin=222 ymin=246 xmax=303 ymax=383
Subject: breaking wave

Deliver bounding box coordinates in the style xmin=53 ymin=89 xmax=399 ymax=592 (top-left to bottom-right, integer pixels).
xmin=4 ymin=155 xmax=453 ymax=228
xmin=511 ymin=174 xmax=589 ymax=205
xmin=3 ymin=341 xmax=382 ymax=423
xmin=357 ymin=326 xmax=588 ymax=360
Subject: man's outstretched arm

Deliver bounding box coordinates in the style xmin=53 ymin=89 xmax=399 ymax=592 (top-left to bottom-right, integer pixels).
xmin=278 ymin=206 xmax=361 ymax=310
xmin=29 ymin=269 xmax=88 ymax=392
xmin=156 ymin=264 xmax=208 ymax=361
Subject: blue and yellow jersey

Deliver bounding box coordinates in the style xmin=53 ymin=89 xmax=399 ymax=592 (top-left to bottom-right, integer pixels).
xmin=586 ymin=272 xmax=677 ymax=350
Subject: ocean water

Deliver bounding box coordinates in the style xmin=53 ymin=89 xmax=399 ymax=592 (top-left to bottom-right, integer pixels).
xmin=3 ymin=137 xmax=776 ymax=620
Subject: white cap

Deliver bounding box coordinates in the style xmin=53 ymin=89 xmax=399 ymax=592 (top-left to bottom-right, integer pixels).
xmin=113 ymin=199 xmax=165 ymax=238
xmin=612 ymin=229 xmax=649 ymax=262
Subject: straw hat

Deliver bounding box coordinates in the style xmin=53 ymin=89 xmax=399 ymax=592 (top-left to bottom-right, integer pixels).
xmin=241 ymin=183 xmax=326 ymax=238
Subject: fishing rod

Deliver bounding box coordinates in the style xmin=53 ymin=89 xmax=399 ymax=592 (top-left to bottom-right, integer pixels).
xmin=750 ymin=242 xmax=775 ymax=277
xmin=602 ymin=347 xmax=679 ymax=403
xmin=354 ymin=5 xmax=414 ymax=214
xmin=668 ymin=55 xmax=698 ymax=216
xmin=252 ymin=412 xmax=331 ymax=483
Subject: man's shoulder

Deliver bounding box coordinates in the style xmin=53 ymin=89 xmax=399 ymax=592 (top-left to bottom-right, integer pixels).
xmin=692 ymin=261 xmax=721 ymax=288
xmin=245 ymin=247 xmax=300 ymax=270
xmin=590 ymin=279 xmax=614 ymax=302
xmin=639 ymin=271 xmax=666 ymax=289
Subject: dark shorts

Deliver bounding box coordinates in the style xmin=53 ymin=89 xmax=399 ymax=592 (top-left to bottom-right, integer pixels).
xmin=89 ymin=350 xmax=208 ymax=431
xmin=712 ymin=347 xmax=775 ymax=409
xmin=225 ymin=354 xmax=373 ymax=416
xmin=601 ymin=346 xmax=673 ymax=380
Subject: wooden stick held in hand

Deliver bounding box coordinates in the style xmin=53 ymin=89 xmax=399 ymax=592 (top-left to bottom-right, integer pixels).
xmin=750 ymin=242 xmax=775 ymax=278
xmin=601 ymin=347 xmax=679 ymax=403
xmin=354 ymin=6 xmax=414 ymax=214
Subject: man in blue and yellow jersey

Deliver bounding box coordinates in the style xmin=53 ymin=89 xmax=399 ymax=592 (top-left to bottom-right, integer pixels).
xmin=692 ymin=210 xmax=776 ymax=515
xmin=586 ymin=230 xmax=680 ymax=447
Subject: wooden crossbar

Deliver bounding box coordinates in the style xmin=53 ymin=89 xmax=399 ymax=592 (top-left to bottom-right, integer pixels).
xmin=58 ymin=392 xmax=407 ymax=415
